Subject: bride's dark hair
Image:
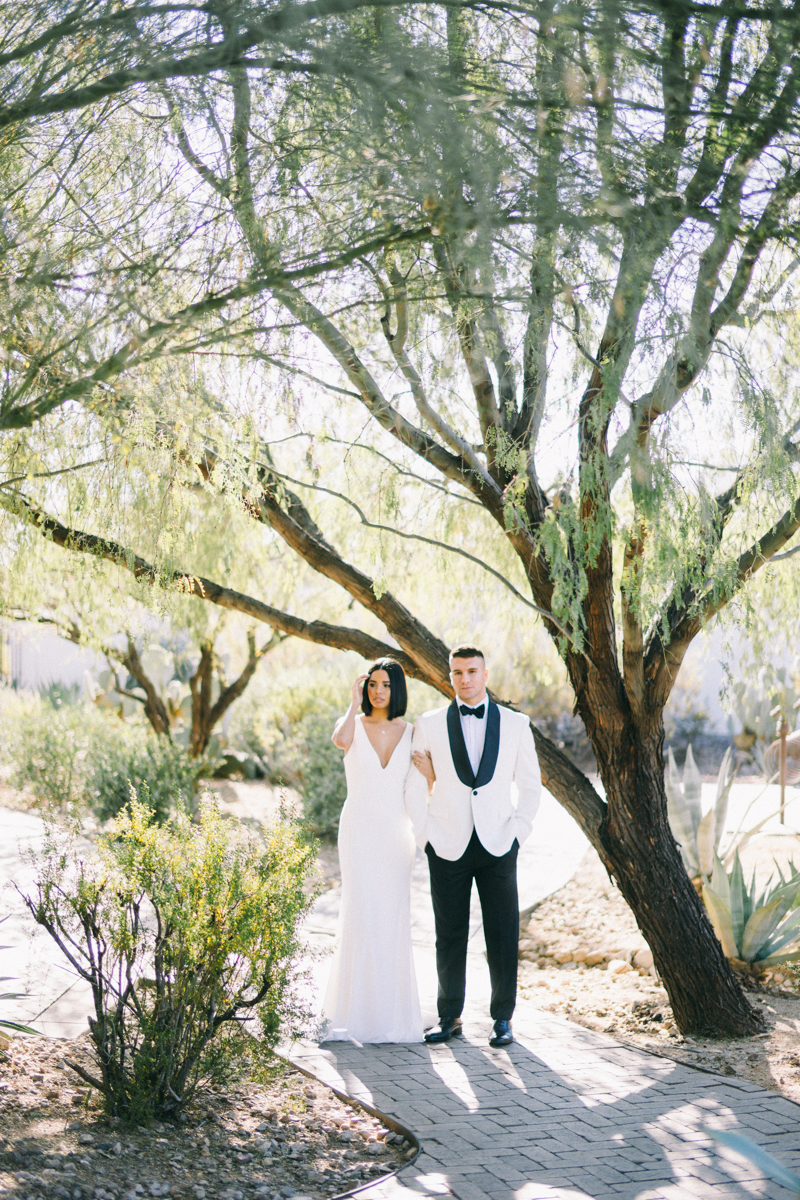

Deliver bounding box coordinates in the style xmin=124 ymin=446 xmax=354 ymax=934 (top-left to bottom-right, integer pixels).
xmin=361 ymin=658 xmax=408 ymax=720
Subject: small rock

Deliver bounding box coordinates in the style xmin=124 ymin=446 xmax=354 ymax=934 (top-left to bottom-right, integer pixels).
xmin=584 ymin=952 xmax=605 ymax=966
xmin=554 ymin=951 xmax=572 ymax=964
xmin=366 ymin=1143 xmax=386 ymax=1156
xmin=279 ymin=1189 xmax=295 ymax=1198
xmin=560 ymin=961 xmax=578 ymax=971
xmin=79 ymin=1136 xmax=94 ymax=1146
xmin=607 ymin=959 xmax=632 ymax=974
xmin=112 ymin=1144 xmax=122 ymax=1157
xmin=633 ymin=949 xmax=654 ymax=970
xmin=571 ymin=948 xmax=589 ymax=963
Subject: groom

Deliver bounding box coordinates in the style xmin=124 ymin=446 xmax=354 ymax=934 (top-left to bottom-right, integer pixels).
xmin=405 ymin=645 xmax=542 ymax=1048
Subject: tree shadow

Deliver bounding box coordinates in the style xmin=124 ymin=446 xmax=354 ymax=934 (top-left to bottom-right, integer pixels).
xmin=293 ymin=1016 xmax=800 ymax=1200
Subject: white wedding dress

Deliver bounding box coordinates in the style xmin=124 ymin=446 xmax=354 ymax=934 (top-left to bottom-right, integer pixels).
xmin=321 ymin=716 xmax=423 ymax=1043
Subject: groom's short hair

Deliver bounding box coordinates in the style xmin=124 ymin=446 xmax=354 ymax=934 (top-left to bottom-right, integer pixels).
xmin=449 ymin=644 xmax=485 ymax=662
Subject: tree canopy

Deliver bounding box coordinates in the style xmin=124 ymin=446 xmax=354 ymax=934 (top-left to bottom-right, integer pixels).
xmin=3 ymin=0 xmax=800 ymax=1034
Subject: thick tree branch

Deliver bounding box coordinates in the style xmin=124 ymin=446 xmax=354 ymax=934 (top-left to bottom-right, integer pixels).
xmin=121 ymin=634 xmax=172 ymax=737
xmin=0 ymin=490 xmax=419 ymax=675
xmin=263 ymin=462 xmax=579 ymax=644
xmin=378 ymin=267 xmax=492 ymax=485
xmin=645 ymin=492 xmax=800 ymax=707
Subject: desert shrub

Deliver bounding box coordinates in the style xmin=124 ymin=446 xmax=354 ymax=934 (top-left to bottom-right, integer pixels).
xmin=2 ymin=694 xmax=108 ymax=810
xmin=276 ymin=708 xmax=348 ymax=839
xmin=231 ymin=675 xmax=348 ymax=838
xmin=18 ymin=795 xmax=317 ymax=1122
xmin=87 ymin=732 xmax=201 ymax=823
xmin=1 ymin=691 xmax=199 ymax=821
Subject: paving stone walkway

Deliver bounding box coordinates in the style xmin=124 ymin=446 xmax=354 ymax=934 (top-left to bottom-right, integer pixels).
xmin=287 ymin=782 xmax=800 ymax=1200
xmin=287 ymin=1009 xmax=800 ymax=1200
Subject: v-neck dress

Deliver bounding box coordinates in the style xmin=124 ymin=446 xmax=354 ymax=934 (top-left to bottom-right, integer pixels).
xmin=321 ymin=716 xmax=423 ymax=1043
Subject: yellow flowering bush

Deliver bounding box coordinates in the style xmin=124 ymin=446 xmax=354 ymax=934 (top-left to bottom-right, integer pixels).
xmin=19 ymin=793 xmax=317 ymax=1122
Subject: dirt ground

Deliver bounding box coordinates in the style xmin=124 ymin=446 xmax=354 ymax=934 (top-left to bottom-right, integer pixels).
xmin=0 ymin=1036 xmax=414 ymax=1200
xmin=518 ymin=844 xmax=800 ymax=1101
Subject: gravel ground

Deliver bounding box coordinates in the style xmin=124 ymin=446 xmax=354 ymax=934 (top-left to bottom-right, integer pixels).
xmin=519 ymin=845 xmax=800 ymax=1100
xmin=0 ymin=1034 xmax=415 ymax=1200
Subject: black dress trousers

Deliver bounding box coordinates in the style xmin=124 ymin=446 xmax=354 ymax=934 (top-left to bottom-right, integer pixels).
xmin=425 ymin=828 xmax=519 ymax=1022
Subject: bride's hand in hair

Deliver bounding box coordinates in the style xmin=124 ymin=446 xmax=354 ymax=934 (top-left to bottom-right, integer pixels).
xmin=412 ymin=749 xmax=435 ymax=788
xmin=351 ymin=674 xmax=368 ymax=707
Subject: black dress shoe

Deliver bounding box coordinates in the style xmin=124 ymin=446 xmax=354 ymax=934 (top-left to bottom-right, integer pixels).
xmin=489 ymin=1019 xmax=513 ymax=1047
xmin=424 ymin=1017 xmax=463 ymax=1044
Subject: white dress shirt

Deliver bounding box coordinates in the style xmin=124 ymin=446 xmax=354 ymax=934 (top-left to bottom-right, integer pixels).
xmin=459 ymin=699 xmax=488 ymax=776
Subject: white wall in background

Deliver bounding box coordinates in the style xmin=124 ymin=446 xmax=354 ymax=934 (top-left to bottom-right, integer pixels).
xmin=0 ymin=623 xmax=105 ymax=694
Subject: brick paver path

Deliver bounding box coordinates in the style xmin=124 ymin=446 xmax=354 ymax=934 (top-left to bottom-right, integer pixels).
xmin=288 ymin=1005 xmax=800 ymax=1200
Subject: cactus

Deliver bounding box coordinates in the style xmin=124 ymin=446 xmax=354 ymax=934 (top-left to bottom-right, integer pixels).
xmin=702 ymin=853 xmax=800 ymax=967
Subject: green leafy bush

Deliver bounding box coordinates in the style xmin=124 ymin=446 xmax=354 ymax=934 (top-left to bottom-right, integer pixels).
xmin=87 ymin=733 xmax=201 ymax=823
xmin=273 ymin=708 xmax=347 ymax=839
xmin=0 ymin=691 xmax=199 ymax=821
xmin=18 ymin=795 xmax=317 ymax=1122
xmin=2 ymin=695 xmax=106 ymax=810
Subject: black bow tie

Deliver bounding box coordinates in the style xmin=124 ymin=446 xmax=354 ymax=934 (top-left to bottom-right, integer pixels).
xmin=459 ymin=703 xmax=485 ymax=718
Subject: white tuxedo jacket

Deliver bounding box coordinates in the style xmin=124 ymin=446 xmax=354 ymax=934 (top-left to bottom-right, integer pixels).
xmin=404 ymin=699 xmax=542 ymax=860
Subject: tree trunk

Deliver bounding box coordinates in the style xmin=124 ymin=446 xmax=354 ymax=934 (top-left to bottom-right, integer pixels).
xmin=189 ymin=642 xmax=214 ymax=759
xmin=591 ymin=719 xmax=761 ymax=1035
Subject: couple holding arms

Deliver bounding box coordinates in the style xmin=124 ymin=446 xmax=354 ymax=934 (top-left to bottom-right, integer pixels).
xmin=322 ymin=645 xmax=542 ymax=1049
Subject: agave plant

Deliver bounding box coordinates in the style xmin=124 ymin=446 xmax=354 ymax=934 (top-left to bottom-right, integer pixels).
xmin=702 ymin=853 xmax=800 ymax=967
xmin=665 ymin=744 xmax=785 ymax=878
xmin=665 ymin=746 xmax=737 ymax=879
xmin=705 ymin=1127 xmax=800 ymax=1193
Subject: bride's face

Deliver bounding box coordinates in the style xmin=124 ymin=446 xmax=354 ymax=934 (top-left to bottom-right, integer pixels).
xmin=367 ymin=670 xmax=392 ymax=712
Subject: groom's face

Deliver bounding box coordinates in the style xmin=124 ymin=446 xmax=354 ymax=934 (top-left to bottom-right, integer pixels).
xmin=449 ymin=656 xmax=488 ymax=705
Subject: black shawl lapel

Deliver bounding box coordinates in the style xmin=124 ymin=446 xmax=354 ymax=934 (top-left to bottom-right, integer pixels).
xmin=474 ymin=700 xmax=501 ymax=788
xmin=447 ymin=699 xmax=475 ymax=787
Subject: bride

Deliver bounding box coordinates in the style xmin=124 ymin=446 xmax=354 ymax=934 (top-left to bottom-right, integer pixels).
xmin=321 ymin=658 xmax=434 ymax=1043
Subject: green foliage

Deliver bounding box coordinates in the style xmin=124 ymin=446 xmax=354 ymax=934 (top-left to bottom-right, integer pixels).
xmin=226 ymin=668 xmax=353 ymax=839
xmin=726 ymin=664 xmax=799 ymax=749
xmin=1 ymin=694 xmax=108 ymax=810
xmin=702 ymin=853 xmax=800 ymax=967
xmin=0 ymin=692 xmax=199 ymax=821
xmin=87 ymin=735 xmax=201 ymax=823
xmin=18 ymin=795 xmax=317 ymax=1122
xmin=275 ymin=708 xmax=348 ymax=840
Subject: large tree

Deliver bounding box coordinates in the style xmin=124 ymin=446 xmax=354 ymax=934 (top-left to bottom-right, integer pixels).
xmin=4 ymin=0 xmax=800 ymax=1035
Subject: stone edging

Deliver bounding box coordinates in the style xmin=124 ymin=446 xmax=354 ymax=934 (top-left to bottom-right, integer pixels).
xmin=277 ymin=1051 xmax=421 ymax=1200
